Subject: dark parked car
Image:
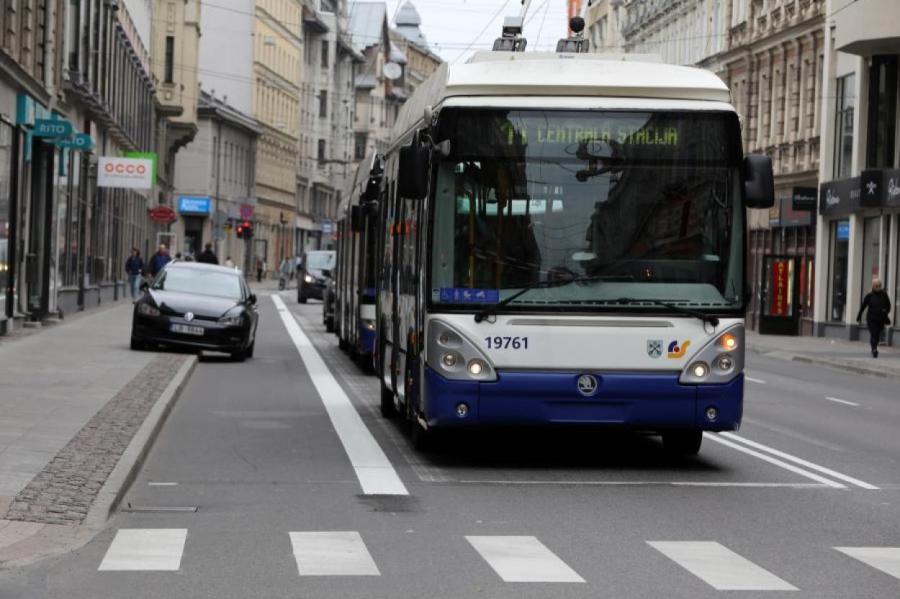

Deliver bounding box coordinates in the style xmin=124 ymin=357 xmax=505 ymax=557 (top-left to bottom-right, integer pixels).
xmin=131 ymin=262 xmax=259 ymax=361
xmin=298 ymin=250 xmax=335 ymax=303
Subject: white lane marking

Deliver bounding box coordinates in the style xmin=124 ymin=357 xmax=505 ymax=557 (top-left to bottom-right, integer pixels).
xmin=648 ymin=541 xmax=797 ymax=591
xmin=835 ymin=547 xmax=900 ymax=580
xmin=454 ymin=480 xmax=827 ymax=488
xmin=98 ymin=529 xmax=187 ymax=571
xmin=272 ymin=295 xmax=408 ymax=496
xmin=745 ymin=376 xmax=767 ymax=384
xmin=720 ymin=432 xmax=879 ymax=490
xmin=825 ymin=396 xmax=860 ymax=407
xmin=147 ymin=482 xmax=178 ymax=486
xmin=703 ymin=434 xmax=847 ymax=489
xmin=289 ymin=531 xmax=380 ymax=576
xmin=466 ymin=535 xmax=585 ymax=583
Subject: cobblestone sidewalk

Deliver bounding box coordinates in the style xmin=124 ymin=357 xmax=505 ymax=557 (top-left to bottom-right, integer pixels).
xmin=4 ymin=354 xmax=190 ymax=525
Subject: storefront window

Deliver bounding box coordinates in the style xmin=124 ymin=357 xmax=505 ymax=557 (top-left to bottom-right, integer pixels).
xmin=0 ymin=123 xmax=12 ymax=315
xmin=834 ymin=74 xmax=855 ymax=179
xmin=829 ymin=220 xmax=850 ymax=321
xmin=861 ymin=216 xmax=881 ymax=300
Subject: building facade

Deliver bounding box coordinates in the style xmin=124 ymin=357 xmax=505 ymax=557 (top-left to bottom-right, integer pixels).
xmin=174 ymin=91 xmax=261 ymax=272
xmin=813 ymin=0 xmax=900 ymax=345
xmin=620 ymin=0 xmax=729 ymax=65
xmin=297 ymin=0 xmax=361 ymax=253
xmin=1 ymin=0 xmax=166 ymax=334
xmin=717 ymin=0 xmax=826 ymax=335
xmin=585 ymin=0 xmax=627 ymax=54
xmin=391 ymin=2 xmax=441 ymax=98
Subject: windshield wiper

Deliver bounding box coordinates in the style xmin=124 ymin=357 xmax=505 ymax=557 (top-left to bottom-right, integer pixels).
xmin=473 ymin=275 xmax=615 ymax=323
xmin=610 ymin=297 xmax=720 ymax=327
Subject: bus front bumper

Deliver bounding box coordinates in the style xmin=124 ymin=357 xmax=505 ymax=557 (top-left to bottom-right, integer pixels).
xmin=422 ymin=366 xmax=742 ymax=431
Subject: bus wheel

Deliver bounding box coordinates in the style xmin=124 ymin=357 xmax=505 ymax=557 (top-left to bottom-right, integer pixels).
xmin=380 ymin=380 xmax=396 ymax=418
xmin=410 ymin=416 xmax=434 ymax=452
xmin=662 ymin=430 xmax=703 ymax=456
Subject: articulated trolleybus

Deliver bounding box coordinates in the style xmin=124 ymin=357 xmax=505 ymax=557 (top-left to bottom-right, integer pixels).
xmin=377 ymin=42 xmax=774 ymax=454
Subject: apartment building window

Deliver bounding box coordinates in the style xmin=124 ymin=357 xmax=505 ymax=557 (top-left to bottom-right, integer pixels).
xmin=318 ymin=91 xmax=327 ymax=119
xmin=321 ymin=40 xmax=329 ymax=69
xmin=164 ymin=36 xmax=175 ymax=83
xmin=354 ymin=133 xmax=367 ymax=160
xmin=66 ymin=0 xmax=81 ymax=72
xmin=317 ymin=139 xmax=326 ymax=163
xmin=321 ymin=0 xmax=337 ymax=12
xmin=833 ymin=74 xmax=855 ymax=179
xmin=866 ymin=55 xmax=898 ymax=169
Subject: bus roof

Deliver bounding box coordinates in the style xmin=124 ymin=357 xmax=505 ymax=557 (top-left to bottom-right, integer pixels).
xmin=392 ymin=52 xmax=732 ymax=143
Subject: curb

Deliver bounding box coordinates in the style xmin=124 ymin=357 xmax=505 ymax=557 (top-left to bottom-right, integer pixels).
xmin=83 ymin=355 xmax=198 ymax=530
xmin=747 ymin=345 xmax=900 ymax=380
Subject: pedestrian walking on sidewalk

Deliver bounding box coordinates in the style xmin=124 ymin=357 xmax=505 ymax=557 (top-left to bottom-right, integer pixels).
xmin=149 ymin=244 xmax=172 ymax=277
xmin=857 ymin=279 xmax=892 ymax=358
xmin=256 ymin=258 xmax=265 ymax=282
xmin=197 ymin=243 xmax=219 ymax=265
xmin=125 ymin=249 xmax=144 ymax=300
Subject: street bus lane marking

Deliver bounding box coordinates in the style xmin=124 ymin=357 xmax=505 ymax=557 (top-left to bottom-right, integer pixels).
xmin=835 ymin=547 xmax=900 ymax=580
xmin=272 ymin=295 xmax=409 ymax=496
xmin=718 ymin=432 xmax=879 ymax=490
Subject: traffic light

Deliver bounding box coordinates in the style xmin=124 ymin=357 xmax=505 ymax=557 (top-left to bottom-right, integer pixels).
xmin=236 ymin=220 xmax=253 ymax=239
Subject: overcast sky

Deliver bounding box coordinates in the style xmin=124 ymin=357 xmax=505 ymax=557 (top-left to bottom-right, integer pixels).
xmin=386 ymin=0 xmax=571 ymax=63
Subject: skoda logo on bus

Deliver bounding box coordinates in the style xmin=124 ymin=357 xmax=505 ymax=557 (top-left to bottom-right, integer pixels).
xmin=576 ymin=374 xmax=599 ymax=397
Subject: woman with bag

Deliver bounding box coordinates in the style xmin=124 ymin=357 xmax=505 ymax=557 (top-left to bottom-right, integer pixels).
xmin=857 ymin=279 xmax=892 ymax=358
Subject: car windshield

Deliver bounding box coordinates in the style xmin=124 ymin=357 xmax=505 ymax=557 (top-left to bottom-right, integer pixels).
xmin=306 ymin=251 xmax=336 ymax=270
xmin=152 ymin=268 xmax=243 ymax=299
xmin=430 ymin=109 xmax=744 ymax=311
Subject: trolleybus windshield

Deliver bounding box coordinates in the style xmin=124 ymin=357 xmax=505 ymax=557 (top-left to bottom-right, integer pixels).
xmin=429 ymin=109 xmax=745 ymax=312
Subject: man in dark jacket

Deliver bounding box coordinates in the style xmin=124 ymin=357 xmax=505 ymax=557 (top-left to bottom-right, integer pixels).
xmin=148 ymin=244 xmax=171 ymax=277
xmin=857 ymin=279 xmax=892 ymax=358
xmin=125 ymin=248 xmax=145 ymax=300
xmin=197 ymin=243 xmax=219 ymax=265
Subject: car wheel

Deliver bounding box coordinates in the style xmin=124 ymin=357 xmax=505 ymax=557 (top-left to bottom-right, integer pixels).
xmin=662 ymin=430 xmax=703 ymax=456
xmin=246 ymin=342 xmax=255 ymax=358
xmin=298 ymin=293 xmax=307 ymax=304
xmin=130 ymin=336 xmax=145 ymax=351
xmin=231 ymin=348 xmax=247 ymax=362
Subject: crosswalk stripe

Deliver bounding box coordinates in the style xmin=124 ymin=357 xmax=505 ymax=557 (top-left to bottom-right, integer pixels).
xmin=98 ymin=529 xmax=187 ymax=571
xmin=835 ymin=547 xmax=900 ymax=579
xmin=466 ymin=535 xmax=585 ymax=583
xmin=289 ymin=531 xmax=380 ymax=576
xmin=648 ymin=541 xmax=797 ymax=591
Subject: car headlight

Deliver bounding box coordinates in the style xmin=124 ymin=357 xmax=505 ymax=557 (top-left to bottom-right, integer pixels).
xmin=427 ymin=319 xmax=497 ymax=381
xmin=304 ymin=274 xmax=314 ymax=283
xmin=218 ymin=312 xmax=244 ymax=326
xmin=138 ymin=302 xmax=160 ymax=317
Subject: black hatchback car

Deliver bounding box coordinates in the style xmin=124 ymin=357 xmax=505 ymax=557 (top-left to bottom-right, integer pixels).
xmin=131 ymin=262 xmax=259 ymax=360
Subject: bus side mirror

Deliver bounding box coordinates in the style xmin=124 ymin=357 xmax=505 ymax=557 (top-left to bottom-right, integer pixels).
xmin=744 ymin=154 xmax=775 ymax=209
xmin=350 ymin=205 xmax=363 ymax=232
xmin=398 ymin=143 xmax=429 ymax=200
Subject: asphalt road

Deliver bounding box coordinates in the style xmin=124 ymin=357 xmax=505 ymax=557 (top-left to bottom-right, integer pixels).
xmin=2 ymin=293 xmax=900 ymax=598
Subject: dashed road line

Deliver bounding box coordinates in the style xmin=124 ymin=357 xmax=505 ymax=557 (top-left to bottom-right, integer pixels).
xmin=289 ymin=531 xmax=380 ymax=576
xmin=98 ymin=529 xmax=187 ymax=571
xmin=467 ymin=535 xmax=585 ymax=583
xmin=648 ymin=541 xmax=797 ymax=591
xmin=825 ymin=396 xmax=860 ymax=407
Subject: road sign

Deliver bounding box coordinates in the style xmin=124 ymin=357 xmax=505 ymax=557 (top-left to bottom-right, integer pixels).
xmin=240 ymin=204 xmax=254 ymax=220
xmin=321 ymin=220 xmax=333 ymax=235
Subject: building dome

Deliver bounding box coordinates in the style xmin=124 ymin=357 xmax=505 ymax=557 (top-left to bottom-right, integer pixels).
xmin=394 ymin=1 xmax=429 ymax=49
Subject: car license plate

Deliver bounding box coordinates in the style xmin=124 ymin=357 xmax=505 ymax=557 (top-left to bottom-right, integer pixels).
xmin=170 ymin=323 xmax=204 ymax=336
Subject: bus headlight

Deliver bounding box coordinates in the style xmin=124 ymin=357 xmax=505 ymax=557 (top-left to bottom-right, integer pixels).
xmin=362 ymin=319 xmax=376 ymax=331
xmin=427 ymin=319 xmax=497 ymax=382
xmin=679 ymin=324 xmax=745 ymax=385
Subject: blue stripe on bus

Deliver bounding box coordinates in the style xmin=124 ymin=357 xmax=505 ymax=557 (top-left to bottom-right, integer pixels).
xmin=359 ymin=327 xmax=376 ymax=355
xmin=422 ymin=366 xmax=742 ymax=430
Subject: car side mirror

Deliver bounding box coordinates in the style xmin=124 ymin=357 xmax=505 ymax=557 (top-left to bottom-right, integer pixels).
xmin=744 ymin=154 xmax=775 ymax=208
xmin=398 ymin=142 xmax=430 ymax=200
xmin=249 ymin=293 xmax=257 ymax=305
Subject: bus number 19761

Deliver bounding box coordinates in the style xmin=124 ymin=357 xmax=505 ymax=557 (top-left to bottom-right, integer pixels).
xmin=485 ymin=336 xmax=529 ymax=350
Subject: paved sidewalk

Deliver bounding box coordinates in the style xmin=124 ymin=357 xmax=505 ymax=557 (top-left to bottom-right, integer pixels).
xmin=0 ymin=303 xmax=195 ymax=566
xmin=746 ymin=330 xmax=900 ymax=379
